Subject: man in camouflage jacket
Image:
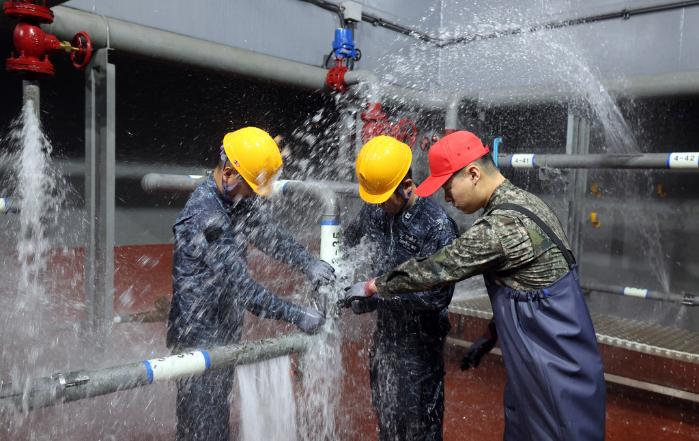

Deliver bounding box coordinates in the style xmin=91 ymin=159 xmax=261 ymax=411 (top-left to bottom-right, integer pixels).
xmin=343 ymin=131 xmax=605 ymax=441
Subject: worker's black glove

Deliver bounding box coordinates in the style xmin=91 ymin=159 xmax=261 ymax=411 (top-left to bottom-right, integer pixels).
xmin=460 ymin=321 xmax=497 ymax=370
xmin=351 ymin=296 xmax=379 ymax=315
xmin=294 ymin=307 xmax=325 ymax=335
xmin=304 ymin=259 xmax=336 ymax=286
xmin=337 ymin=281 xmax=373 ymax=308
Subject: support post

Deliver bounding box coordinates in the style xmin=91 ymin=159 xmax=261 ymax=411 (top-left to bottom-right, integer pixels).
xmin=565 ymin=107 xmax=590 ymax=273
xmin=84 ymin=48 xmax=115 ymax=336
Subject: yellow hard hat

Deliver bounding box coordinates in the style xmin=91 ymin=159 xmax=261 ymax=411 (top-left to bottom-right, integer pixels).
xmin=222 ymin=127 xmax=283 ymax=196
xmin=355 ymin=135 xmax=412 ymax=204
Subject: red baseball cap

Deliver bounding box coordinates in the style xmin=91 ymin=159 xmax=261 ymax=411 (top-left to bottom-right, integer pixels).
xmin=415 ymin=131 xmax=490 ymax=197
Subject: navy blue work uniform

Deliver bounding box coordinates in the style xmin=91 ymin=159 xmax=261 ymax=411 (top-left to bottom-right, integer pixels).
xmin=167 ymin=175 xmax=316 ymax=441
xmin=344 ymin=197 xmax=459 ymax=441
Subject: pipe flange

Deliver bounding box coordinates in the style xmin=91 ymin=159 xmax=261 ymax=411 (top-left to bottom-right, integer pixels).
xmin=2 ymin=1 xmax=54 ymax=23
xmin=5 ymin=53 xmax=55 ymax=76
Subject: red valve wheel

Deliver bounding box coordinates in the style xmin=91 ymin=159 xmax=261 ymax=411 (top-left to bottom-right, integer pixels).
xmin=70 ymin=31 xmax=93 ymax=70
xmin=390 ymin=117 xmax=418 ymax=147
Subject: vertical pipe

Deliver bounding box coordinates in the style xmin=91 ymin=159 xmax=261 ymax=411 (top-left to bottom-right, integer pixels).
xmin=84 ymin=48 xmax=116 ymax=336
xmin=565 ymin=108 xmax=591 ymax=272
xmin=22 ymin=80 xmax=40 ymax=119
xmin=320 ymin=216 xmax=341 ymax=270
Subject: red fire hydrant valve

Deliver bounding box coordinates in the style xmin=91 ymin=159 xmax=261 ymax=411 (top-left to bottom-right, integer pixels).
xmin=3 ymin=1 xmax=94 ymax=77
xmin=326 ymin=63 xmax=348 ymax=93
xmin=361 ymin=103 xmax=419 ymax=147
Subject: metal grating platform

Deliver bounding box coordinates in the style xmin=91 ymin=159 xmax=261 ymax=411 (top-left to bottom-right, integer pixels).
xmin=449 ymin=296 xmax=699 ymax=364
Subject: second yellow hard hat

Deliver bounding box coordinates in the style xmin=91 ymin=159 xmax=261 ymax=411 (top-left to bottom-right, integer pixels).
xmin=355 ymin=135 xmax=412 ymax=204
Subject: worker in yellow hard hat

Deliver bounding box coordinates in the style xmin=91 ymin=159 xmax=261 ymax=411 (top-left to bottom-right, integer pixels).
xmin=341 ymin=135 xmax=459 ymax=441
xmin=166 ymin=126 xmax=335 ymax=441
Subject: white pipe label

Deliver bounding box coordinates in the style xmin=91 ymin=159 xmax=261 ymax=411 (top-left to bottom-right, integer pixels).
xmin=320 ymin=223 xmax=341 ymax=270
xmin=668 ymin=152 xmax=699 ymax=168
xmin=623 ymin=287 xmax=648 ymax=298
xmin=143 ymin=350 xmax=211 ymax=384
xmin=510 ymin=154 xmax=535 ymax=168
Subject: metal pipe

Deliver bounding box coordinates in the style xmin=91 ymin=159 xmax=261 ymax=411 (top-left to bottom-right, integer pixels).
xmin=44 ymin=8 xmax=446 ymax=112
xmin=0 ymin=159 xmax=206 ymax=180
xmin=272 ymin=180 xmax=357 ymax=269
xmin=141 ymin=174 xmax=358 ymax=267
xmin=445 ymin=70 xmax=699 ymax=123
xmin=582 ymin=282 xmax=698 ymax=305
xmin=140 ymin=174 xmax=357 ymax=198
xmin=22 ymin=80 xmax=40 ymax=119
xmin=344 ymin=70 xmax=448 ymax=111
xmin=45 ymin=7 xmax=329 ymax=91
xmin=140 ymin=173 xmax=205 ymax=193
xmin=498 ymin=152 xmax=699 ymax=170
xmin=0 ymin=334 xmax=311 ymax=412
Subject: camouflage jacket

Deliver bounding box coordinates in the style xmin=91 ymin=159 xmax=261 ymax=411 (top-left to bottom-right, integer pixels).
xmin=374 ymin=179 xmax=572 ymax=296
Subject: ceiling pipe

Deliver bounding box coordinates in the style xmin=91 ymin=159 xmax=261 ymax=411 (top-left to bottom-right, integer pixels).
xmin=344 ymin=70 xmax=447 ymax=111
xmin=45 ymin=6 xmax=329 ymax=91
xmin=445 ymin=69 xmax=699 ymax=132
xmin=45 ymin=7 xmax=445 ymax=111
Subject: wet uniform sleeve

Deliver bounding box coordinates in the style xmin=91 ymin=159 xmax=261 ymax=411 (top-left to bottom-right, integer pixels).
xmin=191 ymin=216 xmax=302 ymax=323
xmin=374 ymin=219 xmax=507 ymax=297
xmin=245 ymin=203 xmax=315 ymax=271
xmin=379 ymin=219 xmax=459 ymax=311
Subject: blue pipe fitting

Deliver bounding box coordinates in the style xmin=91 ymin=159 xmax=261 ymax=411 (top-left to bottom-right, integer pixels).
xmin=332 ymin=28 xmax=360 ymax=60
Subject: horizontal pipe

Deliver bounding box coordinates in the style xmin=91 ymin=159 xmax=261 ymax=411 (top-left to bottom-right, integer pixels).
xmin=0 ymin=334 xmax=311 ymax=412
xmin=45 ymin=8 xmax=445 ymax=111
xmin=0 ymin=159 xmax=206 ymax=180
xmin=344 ymin=70 xmax=448 ymax=111
xmin=582 ymin=282 xmax=698 ymax=305
xmin=141 ymin=173 xmax=205 ymax=193
xmin=446 ymin=70 xmax=699 ymax=119
xmin=273 ymin=179 xmax=356 ymax=218
xmin=141 ymin=174 xmax=357 ymax=199
xmin=45 ymin=7 xmax=329 ymax=91
xmin=498 ymin=152 xmax=699 ymax=170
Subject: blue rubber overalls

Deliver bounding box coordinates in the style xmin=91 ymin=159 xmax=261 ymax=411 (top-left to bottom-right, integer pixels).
xmin=486 ymin=203 xmax=606 ymax=441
